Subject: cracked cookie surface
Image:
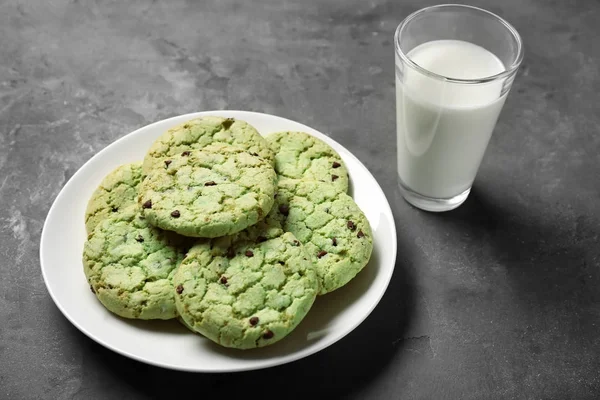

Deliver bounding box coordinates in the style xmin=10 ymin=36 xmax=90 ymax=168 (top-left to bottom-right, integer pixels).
xmin=275 ymin=180 xmax=373 ymax=295
xmin=266 ymin=131 xmax=349 ymax=193
xmin=83 ymin=212 xmax=190 ymax=320
xmin=85 ymin=162 xmax=143 ymax=235
xmin=142 ymin=116 xmax=274 ymax=174
xmin=139 ymin=143 xmax=277 ymax=238
xmin=173 ymin=232 xmax=318 ymax=349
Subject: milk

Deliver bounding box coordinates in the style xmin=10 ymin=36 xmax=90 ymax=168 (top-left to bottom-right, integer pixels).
xmin=396 ymin=40 xmax=507 ymax=199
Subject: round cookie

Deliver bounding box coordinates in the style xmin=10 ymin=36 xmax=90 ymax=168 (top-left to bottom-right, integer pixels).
xmin=138 ymin=143 xmax=277 ymax=238
xmin=275 ymin=180 xmax=373 ymax=295
xmin=173 ymin=231 xmax=318 ymax=349
xmin=142 ymin=116 xmax=274 ymax=174
xmin=85 ymin=162 xmax=143 ymax=235
xmin=266 ymin=131 xmax=349 ymax=193
xmin=83 ymin=212 xmax=190 ymax=320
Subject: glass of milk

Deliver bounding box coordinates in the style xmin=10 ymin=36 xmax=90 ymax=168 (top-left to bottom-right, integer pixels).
xmin=395 ymin=4 xmax=523 ymax=212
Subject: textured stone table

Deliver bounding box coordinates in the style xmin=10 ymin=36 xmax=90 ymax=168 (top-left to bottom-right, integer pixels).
xmin=1 ymin=0 xmax=599 ymax=398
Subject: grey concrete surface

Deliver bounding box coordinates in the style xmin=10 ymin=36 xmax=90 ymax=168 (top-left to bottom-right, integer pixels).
xmin=1 ymin=0 xmax=599 ymax=399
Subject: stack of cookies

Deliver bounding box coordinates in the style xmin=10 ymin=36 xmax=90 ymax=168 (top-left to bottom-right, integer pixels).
xmin=83 ymin=116 xmax=373 ymax=350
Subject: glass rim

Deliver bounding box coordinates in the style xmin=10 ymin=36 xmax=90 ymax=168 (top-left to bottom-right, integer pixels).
xmin=394 ymin=4 xmax=524 ymax=84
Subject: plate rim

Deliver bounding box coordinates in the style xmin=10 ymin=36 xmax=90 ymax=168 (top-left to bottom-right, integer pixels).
xmin=40 ymin=110 xmax=397 ymax=372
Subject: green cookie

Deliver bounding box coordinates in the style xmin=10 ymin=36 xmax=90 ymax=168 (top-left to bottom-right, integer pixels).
xmin=138 ymin=143 xmax=277 ymax=238
xmin=266 ymin=131 xmax=349 ymax=193
xmin=84 ymin=162 xmax=143 ymax=235
xmin=83 ymin=212 xmax=190 ymax=320
xmin=142 ymin=116 xmax=274 ymax=174
xmin=276 ymin=180 xmax=373 ymax=295
xmin=173 ymin=232 xmax=318 ymax=349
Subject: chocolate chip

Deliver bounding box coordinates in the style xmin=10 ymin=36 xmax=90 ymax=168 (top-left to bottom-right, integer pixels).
xmin=257 ymin=236 xmax=267 ymax=243
xmin=347 ymin=220 xmax=356 ymax=231
xmin=245 ymin=250 xmax=254 ymax=257
xmin=292 ymin=240 xmax=300 ymax=246
xmin=278 ymin=261 xmax=285 ymax=265
xmin=251 ymin=152 xmax=259 ymax=157
xmin=317 ymin=250 xmax=328 ymax=258
xmin=226 ymin=247 xmax=235 ymax=258
xmin=357 ymin=230 xmax=365 ymax=238
xmin=332 ymin=161 xmax=341 ymax=168
xmin=279 ymin=204 xmax=289 ymax=216
xmin=249 ymin=316 xmax=259 ymax=326
xmin=332 ymin=238 xmax=337 ymax=246
xmin=90 ymin=285 xmax=95 ymax=294
xmin=181 ymin=150 xmax=191 ymax=156
xmin=332 ymin=175 xmax=339 ymax=181
xmin=222 ymin=118 xmax=234 ymax=129
xmin=142 ymin=200 xmax=152 ymax=209
xmin=135 ymin=235 xmax=144 ymax=243
xmin=171 ymin=210 xmax=180 ymax=218
xmin=164 ymin=160 xmax=172 ymax=167
xmin=263 ymin=330 xmax=274 ymax=339
xmin=176 ymin=284 xmax=184 ymax=294
xmin=111 ymin=207 xmax=118 ymax=212
xmin=204 ymin=181 xmax=216 ymax=186
xmin=220 ymin=276 xmax=228 ymax=285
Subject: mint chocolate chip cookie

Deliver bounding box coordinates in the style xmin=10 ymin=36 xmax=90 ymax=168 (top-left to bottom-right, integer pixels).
xmin=173 ymin=231 xmax=318 ymax=349
xmin=266 ymin=131 xmax=349 ymax=193
xmin=83 ymin=212 xmax=190 ymax=320
xmin=142 ymin=116 xmax=274 ymax=174
xmin=84 ymin=162 xmax=143 ymax=235
xmin=138 ymin=143 xmax=277 ymax=238
xmin=275 ymin=180 xmax=373 ymax=295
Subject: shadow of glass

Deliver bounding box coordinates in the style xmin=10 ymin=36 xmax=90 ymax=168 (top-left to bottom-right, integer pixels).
xmin=433 ymin=186 xmax=600 ymax=309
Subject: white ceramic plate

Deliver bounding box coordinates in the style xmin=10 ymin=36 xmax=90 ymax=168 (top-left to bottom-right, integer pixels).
xmin=40 ymin=111 xmax=397 ymax=372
